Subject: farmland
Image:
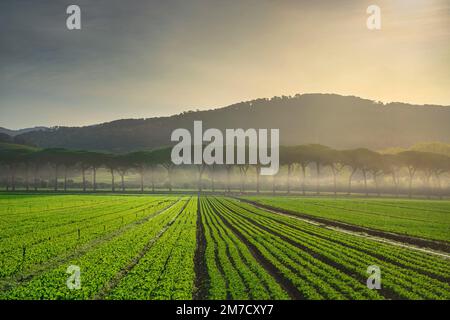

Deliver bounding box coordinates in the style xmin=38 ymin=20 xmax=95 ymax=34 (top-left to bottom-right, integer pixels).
xmin=242 ymin=196 xmax=450 ymax=242
xmin=0 ymin=194 xmax=449 ymax=300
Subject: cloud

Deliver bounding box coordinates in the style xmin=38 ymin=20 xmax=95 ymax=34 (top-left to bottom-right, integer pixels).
xmin=0 ymin=0 xmax=449 ymax=129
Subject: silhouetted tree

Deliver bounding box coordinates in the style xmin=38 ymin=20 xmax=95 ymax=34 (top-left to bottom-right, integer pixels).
xmin=307 ymin=144 xmax=332 ymax=195
xmin=292 ymin=145 xmax=314 ymax=195
xmin=398 ymin=151 xmax=424 ymax=198
xmin=151 ymin=147 xmax=174 ymax=192
xmin=280 ymin=146 xmax=296 ymax=194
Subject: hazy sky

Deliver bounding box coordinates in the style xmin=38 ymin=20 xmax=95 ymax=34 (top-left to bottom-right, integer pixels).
xmin=1 ymin=0 xmax=449 ymax=129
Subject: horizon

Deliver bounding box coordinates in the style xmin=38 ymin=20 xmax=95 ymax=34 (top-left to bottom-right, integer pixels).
xmin=1 ymin=0 xmax=449 ymax=129
xmin=3 ymin=92 xmax=450 ymax=131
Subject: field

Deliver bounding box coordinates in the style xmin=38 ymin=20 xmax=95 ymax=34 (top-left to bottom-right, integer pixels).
xmin=0 ymin=194 xmax=449 ymax=300
xmin=243 ymin=196 xmax=450 ymax=242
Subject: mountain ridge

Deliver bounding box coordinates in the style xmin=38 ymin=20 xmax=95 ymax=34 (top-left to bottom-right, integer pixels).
xmin=0 ymin=126 xmax=49 ymax=137
xmin=10 ymin=93 xmax=450 ymax=153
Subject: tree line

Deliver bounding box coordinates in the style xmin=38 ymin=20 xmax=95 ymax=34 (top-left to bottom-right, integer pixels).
xmin=0 ymin=144 xmax=449 ymax=198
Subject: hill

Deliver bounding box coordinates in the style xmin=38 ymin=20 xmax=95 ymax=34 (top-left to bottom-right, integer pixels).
xmin=0 ymin=126 xmax=49 ymax=137
xmin=0 ymin=142 xmax=39 ymax=151
xmin=12 ymin=94 xmax=450 ymax=153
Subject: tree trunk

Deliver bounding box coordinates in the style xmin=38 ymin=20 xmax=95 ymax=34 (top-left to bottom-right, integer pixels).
xmin=331 ymin=166 xmax=337 ymax=196
xmin=425 ymin=174 xmax=431 ymax=199
xmin=54 ymin=165 xmax=58 ymax=192
xmin=64 ymin=167 xmax=68 ymax=192
xmin=151 ymin=167 xmax=155 ymax=193
xmin=362 ymin=169 xmax=368 ymax=196
xmin=82 ymin=168 xmax=86 ymax=192
xmin=226 ymin=167 xmax=231 ymax=193
xmin=374 ymin=173 xmax=381 ymax=197
xmin=139 ymin=167 xmax=144 ymax=193
xmin=301 ymin=164 xmax=306 ymax=195
xmin=25 ymin=164 xmax=29 ymax=192
xmin=11 ymin=165 xmax=16 ymax=192
xmin=436 ymin=174 xmax=442 ymax=200
xmin=93 ymin=167 xmax=97 ymax=192
xmin=391 ymin=172 xmax=399 ymax=198
xmin=34 ymin=166 xmax=38 ymax=191
xmin=197 ymin=166 xmax=203 ymax=192
xmin=316 ymin=163 xmax=320 ymax=195
xmin=408 ymin=176 xmax=413 ymax=198
xmin=211 ymin=166 xmax=215 ymax=192
xmin=287 ymin=164 xmax=292 ymax=194
xmin=111 ymin=169 xmax=115 ymax=192
xmin=256 ymin=166 xmax=260 ymax=194
xmin=348 ymin=168 xmax=357 ymax=195
xmin=272 ymin=175 xmax=276 ymax=195
xmin=166 ymin=167 xmax=172 ymax=192
xmin=121 ymin=174 xmax=125 ymax=192
xmin=408 ymin=167 xmax=416 ymax=199
xmin=48 ymin=172 xmax=52 ymax=191
xmin=239 ymin=168 xmax=243 ymax=193
xmin=239 ymin=166 xmax=249 ymax=193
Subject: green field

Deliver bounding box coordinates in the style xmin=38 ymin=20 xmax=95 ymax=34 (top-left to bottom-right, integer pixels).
xmin=0 ymin=194 xmax=449 ymax=300
xmin=243 ymin=196 xmax=450 ymax=242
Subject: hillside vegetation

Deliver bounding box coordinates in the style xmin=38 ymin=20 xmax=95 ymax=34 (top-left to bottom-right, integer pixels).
xmin=10 ymin=94 xmax=450 ymax=152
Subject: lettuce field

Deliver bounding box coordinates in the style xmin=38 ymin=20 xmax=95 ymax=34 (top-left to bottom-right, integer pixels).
xmin=0 ymin=194 xmax=449 ymax=300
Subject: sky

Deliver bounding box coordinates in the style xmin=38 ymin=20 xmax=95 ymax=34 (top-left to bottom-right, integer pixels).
xmin=0 ymin=0 xmax=449 ymax=129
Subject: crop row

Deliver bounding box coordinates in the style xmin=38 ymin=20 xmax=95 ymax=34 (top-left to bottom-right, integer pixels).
xmin=245 ymin=197 xmax=450 ymax=242
xmin=236 ymin=200 xmax=450 ymax=280
xmin=107 ymin=197 xmax=198 ymax=299
xmin=207 ymin=197 xmax=381 ymax=300
xmin=0 ymin=195 xmax=123 ymax=219
xmin=0 ymin=198 xmax=178 ymax=278
xmin=0 ymin=198 xmax=179 ymax=278
xmin=218 ymin=197 xmax=450 ymax=299
xmin=0 ymin=198 xmax=190 ymax=299
xmin=200 ymin=198 xmax=288 ymax=300
xmin=0 ymin=197 xmax=166 ymax=240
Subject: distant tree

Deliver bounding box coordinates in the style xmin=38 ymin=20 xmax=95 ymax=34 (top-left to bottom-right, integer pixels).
xmin=104 ymin=154 xmax=119 ymax=192
xmin=0 ymin=144 xmax=37 ymax=191
xmin=342 ymin=148 xmax=380 ymax=196
xmin=381 ymin=154 xmax=402 ymax=197
xmin=397 ymin=151 xmax=424 ymax=198
xmin=321 ymin=149 xmax=345 ymax=196
xmin=430 ymin=154 xmax=450 ymax=199
xmin=367 ymin=152 xmax=384 ymax=197
xmin=225 ymin=165 xmax=233 ymax=193
xmin=254 ymin=164 xmax=261 ymax=194
xmin=209 ymin=164 xmax=219 ymax=192
xmin=115 ymin=154 xmax=131 ymax=192
xmin=127 ymin=151 xmax=152 ymax=193
xmin=46 ymin=149 xmax=79 ymax=192
xmin=88 ymin=152 xmax=107 ymax=192
xmin=75 ymin=151 xmax=95 ymax=192
xmin=27 ymin=152 xmax=44 ymax=191
xmin=416 ymin=152 xmax=450 ymax=199
xmin=292 ymin=145 xmax=314 ymax=195
xmin=238 ymin=164 xmax=250 ymax=193
xmin=151 ymin=147 xmax=174 ymax=192
xmin=280 ymin=146 xmax=296 ymax=194
xmin=307 ymin=144 xmax=332 ymax=195
xmin=192 ymin=163 xmax=207 ymax=193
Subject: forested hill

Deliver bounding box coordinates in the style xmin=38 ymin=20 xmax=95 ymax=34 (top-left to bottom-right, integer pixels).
xmin=13 ymin=94 xmax=450 ymax=153
xmin=0 ymin=126 xmax=49 ymax=137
